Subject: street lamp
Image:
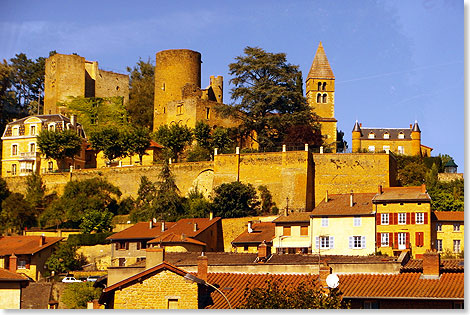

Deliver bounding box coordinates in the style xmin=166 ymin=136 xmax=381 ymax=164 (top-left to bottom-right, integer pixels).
xmin=184 ymin=273 xmax=232 ymax=309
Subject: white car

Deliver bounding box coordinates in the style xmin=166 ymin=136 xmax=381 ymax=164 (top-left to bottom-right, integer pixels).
xmin=61 ymin=276 xmax=82 ymax=283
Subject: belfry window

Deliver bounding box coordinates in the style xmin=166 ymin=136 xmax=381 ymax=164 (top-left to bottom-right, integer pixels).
xmin=322 ymin=82 xmax=327 ymax=91
xmin=316 ymin=93 xmax=321 ymax=103
xmin=322 ymin=93 xmax=327 ymax=103
xmin=318 ymin=82 xmax=322 ymax=91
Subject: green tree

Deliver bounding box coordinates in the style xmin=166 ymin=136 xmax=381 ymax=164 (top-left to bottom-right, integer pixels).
xmin=212 ymin=126 xmax=233 ymax=153
xmin=241 ymin=278 xmax=348 ymax=309
xmin=129 ymin=176 xmax=157 ymax=222
xmin=45 ymin=242 xmax=81 ymax=274
xmin=397 ymin=161 xmax=427 ymax=186
xmin=258 ymin=185 xmax=276 ymax=214
xmin=0 ymin=177 xmax=11 ymax=214
xmin=125 ymin=126 xmax=151 ymax=164
xmin=79 ymin=209 xmax=113 ymax=234
xmin=25 ymin=173 xmax=47 ymax=219
xmin=1 ymin=193 xmax=35 ymax=233
xmin=89 ymin=127 xmax=128 ymax=163
xmin=37 ymin=129 xmax=83 ymax=169
xmin=0 ymin=59 xmax=16 ymax=131
xmin=127 ymin=59 xmax=155 ymax=129
xmin=212 ymin=181 xmax=259 ymax=218
xmin=219 ymin=46 xmax=317 ymax=150
xmin=194 ymin=120 xmax=212 ymax=150
xmin=61 ymin=282 xmax=102 ymax=309
xmin=184 ymin=187 xmax=212 ymax=218
xmin=153 ymin=123 xmax=193 ymax=162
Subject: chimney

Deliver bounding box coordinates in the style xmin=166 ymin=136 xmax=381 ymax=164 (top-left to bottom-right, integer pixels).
xmin=248 ymin=221 xmax=253 ymax=233
xmin=359 ymin=123 xmax=362 ymax=127
xmin=39 ymin=234 xmax=45 ymax=246
xmin=161 ymin=221 xmax=165 ymax=232
xmin=319 ymin=264 xmax=332 ymax=292
xmin=209 ymin=211 xmax=213 ymax=220
xmin=197 ymin=254 xmax=208 ymax=282
xmin=257 ymin=241 xmax=271 ymax=263
xmin=149 ymin=220 xmax=153 ymax=229
xmin=378 ymin=185 xmax=383 ymax=194
xmin=146 ymin=246 xmax=165 ymax=269
xmin=422 ymin=250 xmax=440 ymax=277
xmin=71 ymin=114 xmax=76 ymax=127
xmin=410 ymin=124 xmax=413 ymax=129
xmin=350 ymin=191 xmax=354 ymax=207
xmin=9 ymin=254 xmax=17 ymax=272
xmin=325 ymin=190 xmax=328 ymax=203
xmin=421 ymin=184 xmax=426 ymax=193
xmin=193 ymin=223 xmax=198 ymax=232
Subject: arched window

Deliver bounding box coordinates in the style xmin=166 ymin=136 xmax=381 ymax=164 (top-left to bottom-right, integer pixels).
xmin=383 ymin=132 xmax=390 ymax=139
xmin=368 ymin=132 xmax=375 ymax=139
xmin=322 ymin=93 xmax=327 ymax=103
xmin=398 ymin=132 xmax=405 ymax=139
xmin=317 ymin=93 xmax=321 ymax=103
xmin=317 ymin=82 xmax=322 ymax=91
xmin=322 ymin=82 xmax=327 ymax=91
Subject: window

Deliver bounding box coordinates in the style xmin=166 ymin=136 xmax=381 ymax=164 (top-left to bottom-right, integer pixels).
xmin=381 ymin=213 xmax=389 ymax=225
xmin=30 ymin=125 xmax=36 ymax=135
xmin=322 ymin=93 xmax=327 ymax=103
xmin=316 ymin=236 xmax=334 ymax=249
xmin=398 ymin=213 xmax=406 ymax=225
xmin=11 ymin=164 xmax=17 ymax=175
xmin=353 ymin=216 xmax=361 ymax=227
xmin=116 ymin=242 xmax=129 ymax=250
xmin=436 ymin=223 xmax=442 ymax=232
xmin=415 ymin=213 xmax=424 ymax=224
xmin=283 ymin=226 xmax=291 ymax=236
xmin=436 ymin=239 xmax=443 ymax=252
xmin=48 ymin=123 xmax=55 ymax=131
xmin=381 ymin=233 xmax=389 ymax=247
xmin=176 ymin=104 xmax=183 ymax=115
xmin=322 ymin=82 xmax=327 ymax=91
xmin=30 ymin=143 xmax=36 ymax=153
xmin=398 ymin=232 xmax=407 ymax=249
xmin=17 ymin=259 xmax=27 ymax=269
xmin=398 ymin=146 xmax=404 ymax=154
xmin=320 ymin=236 xmax=330 ymax=249
xmin=48 ymin=161 xmax=53 ymax=172
xmin=383 ymin=132 xmax=389 ymax=139
xmin=453 ymin=302 xmax=464 ymax=309
xmin=453 ymin=240 xmax=461 ymax=253
xmin=316 ymin=93 xmax=321 ymax=103
xmin=300 ymin=226 xmax=308 ymax=236
xmin=368 ymin=132 xmax=375 ymax=139
xmin=453 ymin=223 xmax=460 ymax=232
xmin=349 ymin=236 xmax=365 ymax=249
xmin=12 ymin=144 xmax=18 ymax=156
xmin=321 ymin=217 xmax=328 ymax=227
xmin=398 ymin=132 xmax=405 ymax=139
xmin=368 ymin=145 xmax=375 ymax=152
xmin=364 ymin=301 xmax=379 ymax=309
xmin=205 ymin=107 xmax=210 ymax=120
xmin=317 ymin=82 xmax=322 ymax=91
xmin=383 ymin=145 xmax=390 ymax=152
xmin=167 ymin=299 xmax=179 ymax=309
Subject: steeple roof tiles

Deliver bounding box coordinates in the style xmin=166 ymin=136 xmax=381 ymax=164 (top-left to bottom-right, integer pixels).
xmin=307 ymin=42 xmax=335 ymax=80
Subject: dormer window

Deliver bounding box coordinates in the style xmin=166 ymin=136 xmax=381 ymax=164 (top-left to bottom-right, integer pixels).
xmin=30 ymin=125 xmax=36 ymax=135
xmin=368 ymin=132 xmax=375 ymax=139
xmin=48 ymin=123 xmax=56 ymax=131
xmin=398 ymin=132 xmax=405 ymax=139
xmin=12 ymin=127 xmax=19 ymax=136
xmin=383 ymin=132 xmax=389 ymax=139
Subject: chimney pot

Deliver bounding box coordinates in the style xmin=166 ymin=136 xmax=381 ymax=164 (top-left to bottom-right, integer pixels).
xmin=9 ymin=254 xmax=17 ymax=272
xmin=149 ymin=220 xmax=153 ymax=229
xmin=257 ymin=241 xmax=271 ymax=263
xmin=39 ymin=234 xmax=45 ymax=246
xmin=197 ymin=254 xmax=208 ymax=282
xmin=161 ymin=221 xmax=165 ymax=232
xmin=410 ymin=124 xmax=412 ymax=129
xmin=145 ymin=246 xmax=165 ymax=269
xmin=422 ymin=250 xmax=440 ymax=276
xmin=359 ymin=123 xmax=362 ymax=127
xmin=193 ymin=223 xmax=198 ymax=232
xmin=248 ymin=222 xmax=253 ymax=233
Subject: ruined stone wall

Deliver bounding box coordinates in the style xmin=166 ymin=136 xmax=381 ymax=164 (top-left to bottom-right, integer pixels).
xmin=96 ymin=70 xmax=130 ymax=107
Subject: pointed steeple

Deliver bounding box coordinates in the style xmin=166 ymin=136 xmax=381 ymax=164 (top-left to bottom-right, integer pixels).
xmin=412 ymin=120 xmax=421 ymax=132
xmin=307 ymin=42 xmax=335 ymax=80
xmin=353 ymin=120 xmax=361 ymax=132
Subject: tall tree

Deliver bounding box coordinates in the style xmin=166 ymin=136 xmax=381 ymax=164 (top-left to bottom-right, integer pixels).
xmin=153 ymin=123 xmax=193 ymax=162
xmin=25 ymin=173 xmax=47 ymax=220
xmin=1 ymin=192 xmax=35 ymax=233
xmin=127 ymin=59 xmax=155 ymax=129
xmin=37 ymin=129 xmax=83 ymax=169
xmin=89 ymin=127 xmax=128 ymax=163
xmin=219 ymin=46 xmax=319 ymax=150
xmin=211 ymin=181 xmax=260 ymax=218
xmin=125 ymin=127 xmax=151 ymax=164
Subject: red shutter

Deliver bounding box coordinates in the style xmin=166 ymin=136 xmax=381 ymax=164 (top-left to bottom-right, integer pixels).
xmin=420 ymin=232 xmax=424 ymax=247
xmin=393 ymin=232 xmax=398 ymax=249
xmin=389 ymin=233 xmax=393 ymax=247
xmin=424 ymin=213 xmax=428 ymax=224
xmin=411 ymin=213 xmax=415 ymax=224
xmin=406 ymin=233 xmax=410 ymax=248
xmin=394 ymin=213 xmax=399 ymax=225
xmin=377 ymin=233 xmax=381 ymax=247
xmin=406 ymin=213 xmax=411 ymax=225
xmin=376 ymin=214 xmax=381 ymax=225
xmin=415 ymin=232 xmax=420 ymax=247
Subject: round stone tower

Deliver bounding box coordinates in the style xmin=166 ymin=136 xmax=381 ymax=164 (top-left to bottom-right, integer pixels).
xmin=352 ymin=120 xmax=362 ymax=153
xmin=153 ymin=49 xmax=201 ymax=131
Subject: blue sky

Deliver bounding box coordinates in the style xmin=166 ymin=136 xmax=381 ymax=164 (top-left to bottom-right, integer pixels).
xmin=0 ymin=0 xmax=464 ymax=171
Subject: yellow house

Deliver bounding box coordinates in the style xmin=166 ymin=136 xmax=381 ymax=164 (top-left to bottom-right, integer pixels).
xmin=272 ymin=212 xmax=311 ymax=254
xmin=352 ymin=120 xmax=432 ymax=157
xmin=432 ymin=211 xmax=464 ymax=255
xmin=95 ymin=140 xmax=163 ymax=168
xmin=1 ymin=114 xmax=87 ymax=177
xmin=0 ymin=268 xmax=29 ymax=309
xmin=310 ymin=192 xmax=377 ymax=256
xmin=373 ymin=185 xmax=432 ymax=258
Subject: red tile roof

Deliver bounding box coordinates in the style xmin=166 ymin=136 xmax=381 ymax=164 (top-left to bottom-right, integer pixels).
xmin=107 ymin=221 xmax=176 ymax=240
xmin=402 ymin=259 xmax=464 ymax=273
xmin=373 ymin=186 xmax=431 ymax=203
xmin=273 ymin=212 xmax=311 ymax=223
xmin=148 ymin=217 xmax=221 ymax=245
xmin=232 ymin=222 xmax=275 ymax=245
xmin=339 ymin=273 xmax=463 ymax=299
xmin=0 ymin=236 xmax=63 ymax=256
xmin=148 ymin=140 xmax=163 ymax=149
xmin=0 ymin=268 xmax=29 ymax=281
xmin=433 ymin=211 xmax=464 ymax=222
xmin=312 ymin=193 xmax=376 ymax=216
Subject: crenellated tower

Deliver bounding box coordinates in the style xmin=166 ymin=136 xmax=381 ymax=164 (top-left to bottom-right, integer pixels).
xmin=306 ymin=42 xmax=337 ymax=152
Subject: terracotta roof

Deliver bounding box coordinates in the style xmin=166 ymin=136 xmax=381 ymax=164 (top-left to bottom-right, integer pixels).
xmin=268 ymin=254 xmax=396 ymax=265
xmin=339 ymin=273 xmax=464 ymax=300
xmin=232 ymin=222 xmax=275 ymax=245
xmin=307 ymin=42 xmax=334 ymax=80
xmin=148 ymin=217 xmax=221 ymax=245
xmin=311 ymin=193 xmax=376 ymax=216
xmin=402 ymin=259 xmax=464 ymax=273
xmin=150 ymin=233 xmax=206 ymax=246
xmin=205 ymin=273 xmax=319 ymax=309
xmin=433 ymin=211 xmax=464 ymax=222
xmin=0 ymin=268 xmax=29 ymax=281
xmin=107 ymin=221 xmax=176 ymax=240
xmin=0 ymin=236 xmax=63 ymax=256
xmin=21 ymin=283 xmax=52 ymax=309
xmin=273 ymin=212 xmax=311 ymax=223
xmin=148 ymin=140 xmax=163 ymax=149
xmin=373 ymin=186 xmax=431 ymax=203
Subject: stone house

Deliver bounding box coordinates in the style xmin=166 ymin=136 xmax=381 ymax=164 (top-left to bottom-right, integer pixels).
xmin=0 ymin=268 xmax=29 ymax=309
xmin=432 ymin=211 xmax=464 ymax=255
xmin=272 ymin=212 xmax=311 ymax=254
xmin=231 ymin=221 xmax=275 ymax=253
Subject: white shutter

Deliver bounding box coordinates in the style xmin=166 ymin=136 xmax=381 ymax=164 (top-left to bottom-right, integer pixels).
xmin=315 ymin=237 xmax=319 ymax=249
xmin=330 ymin=236 xmax=334 ymax=249
xmin=362 ymin=236 xmax=366 ymax=249
xmin=349 ymin=236 xmax=353 ymax=249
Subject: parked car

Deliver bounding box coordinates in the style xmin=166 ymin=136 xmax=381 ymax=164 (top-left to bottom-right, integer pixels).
xmin=61 ymin=276 xmax=82 ymax=283
xmin=86 ymin=276 xmax=100 ymax=282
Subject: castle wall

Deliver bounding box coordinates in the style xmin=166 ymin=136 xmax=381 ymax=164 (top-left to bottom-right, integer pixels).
xmin=96 ymin=70 xmax=130 ymax=107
